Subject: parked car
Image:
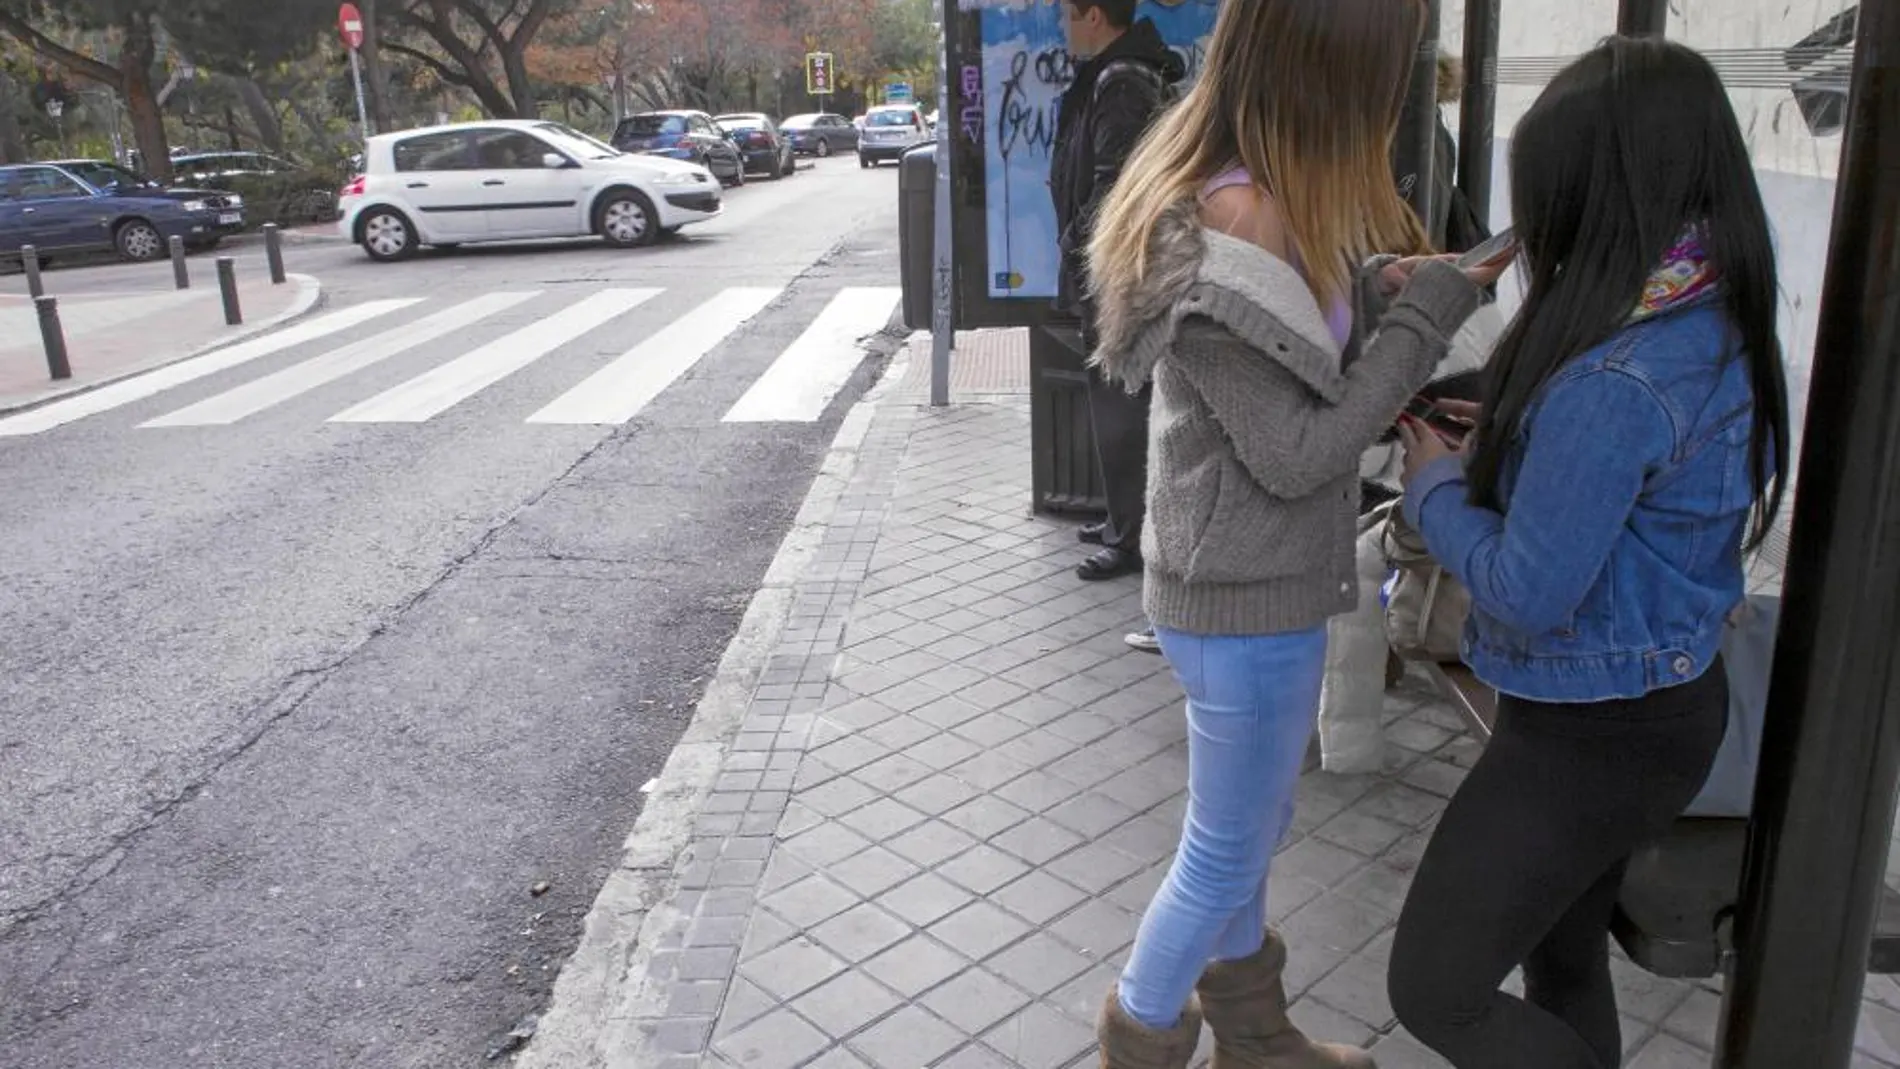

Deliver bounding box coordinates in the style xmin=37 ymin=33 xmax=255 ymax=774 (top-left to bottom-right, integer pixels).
xmin=712 ymin=113 xmax=796 ymax=178
xmin=170 ymin=151 xmax=340 ymax=225
xmin=337 ymin=119 xmax=720 ymax=262
xmin=611 ymin=111 xmax=746 ymax=187
xmin=779 ymin=112 xmax=859 ymax=158
xmin=48 ymin=159 xmax=246 ymax=248
xmin=0 ymin=162 xmax=240 ymax=263
xmin=858 ymin=105 xmax=931 ymax=167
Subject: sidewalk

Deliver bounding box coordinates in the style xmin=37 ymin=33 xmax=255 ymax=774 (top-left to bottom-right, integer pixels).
xmin=529 ymin=330 xmax=1900 ymax=1069
xmin=0 ymin=261 xmax=319 ymax=414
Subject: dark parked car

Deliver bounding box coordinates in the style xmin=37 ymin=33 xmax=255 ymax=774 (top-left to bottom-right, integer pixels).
xmin=50 ymin=159 xmax=245 ymax=248
xmin=169 ymin=151 xmax=340 ymax=225
xmin=779 ymin=112 xmax=860 ymax=158
xmin=612 ymin=111 xmax=746 ymax=187
xmin=713 ymin=113 xmax=796 ymax=178
xmin=0 ymin=162 xmax=238 ymax=263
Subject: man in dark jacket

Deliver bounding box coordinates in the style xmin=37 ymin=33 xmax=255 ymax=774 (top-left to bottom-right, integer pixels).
xmin=1049 ymin=1 xmax=1184 ymax=604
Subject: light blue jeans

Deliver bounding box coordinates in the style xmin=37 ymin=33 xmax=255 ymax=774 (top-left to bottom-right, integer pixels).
xmin=1118 ymin=624 xmax=1329 ymax=1029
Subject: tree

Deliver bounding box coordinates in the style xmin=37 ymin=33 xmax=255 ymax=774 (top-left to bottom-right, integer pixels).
xmin=0 ymin=0 xmax=330 ymax=178
xmin=379 ymin=0 xmax=575 ymax=118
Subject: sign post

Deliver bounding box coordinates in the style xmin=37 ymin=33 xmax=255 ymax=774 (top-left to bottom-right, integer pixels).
xmin=805 ymin=52 xmax=835 ymax=109
xmin=338 ymin=3 xmax=372 ymax=149
xmin=929 ymin=6 xmax=952 ymax=406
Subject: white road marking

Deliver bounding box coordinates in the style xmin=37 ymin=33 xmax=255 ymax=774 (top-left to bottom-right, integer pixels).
xmin=526 ymin=287 xmax=780 ymax=425
xmin=327 ymin=289 xmax=661 ymax=424
xmin=0 ymin=301 xmax=416 ymax=437
xmin=721 ymin=287 xmax=901 ymax=423
xmin=143 ymin=291 xmax=539 ymax=427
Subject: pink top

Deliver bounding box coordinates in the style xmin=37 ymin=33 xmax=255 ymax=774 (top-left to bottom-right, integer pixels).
xmin=1200 ymin=166 xmax=1354 ymax=348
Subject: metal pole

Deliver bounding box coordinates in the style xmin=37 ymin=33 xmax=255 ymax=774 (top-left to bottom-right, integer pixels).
xmin=1458 ymin=0 xmax=1501 ymax=226
xmin=36 ymin=297 xmax=70 ymax=380
xmin=21 ymin=244 xmax=43 ymax=299
xmin=1617 ymin=0 xmax=1668 ymax=36
xmin=215 ymin=257 xmax=242 ymax=325
xmin=928 ymin=0 xmax=954 ymax=408
xmin=263 ymin=223 xmax=286 ymax=285
xmin=1718 ymin=1 xmax=1900 ymax=1065
xmin=1394 ymin=0 xmax=1442 ymax=245
xmin=169 ymin=235 xmax=189 ymax=289
xmin=348 ymin=47 xmax=372 ymax=150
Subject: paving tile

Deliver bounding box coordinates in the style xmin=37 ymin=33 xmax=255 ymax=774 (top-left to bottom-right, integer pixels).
xmin=792 ymin=969 xmax=904 ymax=1040
xmin=877 ymin=870 xmax=976 ymax=927
xmin=922 ymin=967 xmax=1034 ymax=1034
xmin=982 ymin=1001 xmax=1097 ymax=1069
xmin=1281 ymin=892 xmax=1396 ymax=956
xmin=855 ymin=753 xmax=935 ymax=793
xmin=991 ymin=868 xmax=1093 ymax=926
xmin=1314 ymin=809 xmax=1412 ymax=857
xmin=739 ymin=935 xmax=848 ymax=1001
xmin=888 ymin=820 xmax=982 ymax=867
xmin=831 ymin=845 xmax=925 ymax=897
xmin=783 ymin=821 xmax=875 ymax=868
xmin=941 ymin=795 xmax=1034 ymax=840
xmin=986 ymin=931 xmax=1095 ymax=994
xmin=836 ymin=797 xmax=930 ymax=841
xmin=1047 ymin=898 xmax=1141 ymax=959
xmin=800 ymin=776 xmax=882 ymax=818
xmin=809 ymin=902 xmax=912 ymax=963
xmin=1046 ymin=841 xmax=1149 ymax=894
xmin=760 ymin=874 xmax=860 ymax=930
xmin=713 ymin=1007 xmax=831 ymax=1069
xmin=929 ymin=900 xmax=1033 ymax=961
xmin=863 ymin=934 xmax=970 ymax=996
xmin=939 ymin=844 xmax=1033 ymax=895
xmin=851 ymin=1005 xmax=967 ymax=1069
xmin=992 ymin=816 xmax=1088 ymax=865
xmin=1045 ymin=792 xmax=1141 ymax=838
xmin=1627 ymin=1031 xmax=1717 ymax=1069
xmin=1306 ymin=951 xmax=1395 ymax=1030
xmin=897 ymin=774 xmax=982 ymax=816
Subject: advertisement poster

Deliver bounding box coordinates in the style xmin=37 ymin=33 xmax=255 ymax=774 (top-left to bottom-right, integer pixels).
xmin=972 ymin=0 xmax=1220 ymax=300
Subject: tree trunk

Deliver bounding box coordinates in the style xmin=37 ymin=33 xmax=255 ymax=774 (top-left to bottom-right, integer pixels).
xmin=499 ymin=40 xmax=538 ymax=118
xmin=359 ymin=0 xmax=392 ymax=130
xmin=0 ymin=73 xmax=26 ymax=163
xmin=235 ymin=77 xmax=285 ymax=153
xmin=120 ymin=18 xmax=171 ymax=180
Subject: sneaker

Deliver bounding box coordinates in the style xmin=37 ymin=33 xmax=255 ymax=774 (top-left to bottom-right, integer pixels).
xmin=1125 ymin=627 xmax=1161 ymax=654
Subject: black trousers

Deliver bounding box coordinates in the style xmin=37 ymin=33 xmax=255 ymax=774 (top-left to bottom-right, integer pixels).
xmin=1077 ymin=345 xmax=1150 ymax=552
xmin=1388 ymin=665 xmax=1729 ymax=1068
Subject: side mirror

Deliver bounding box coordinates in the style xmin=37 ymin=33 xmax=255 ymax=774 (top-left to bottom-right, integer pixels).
xmin=542 ymin=152 xmax=567 ymax=169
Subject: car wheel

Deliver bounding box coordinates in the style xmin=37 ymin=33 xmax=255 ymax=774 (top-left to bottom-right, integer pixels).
xmin=816 ymin=139 xmax=833 ymax=158
xmin=597 ymin=189 xmax=659 ymax=249
xmin=782 ymin=149 xmax=796 ymax=177
xmin=762 ymin=152 xmax=783 ymax=180
xmin=359 ymin=207 xmax=418 ymax=262
xmin=859 ymin=154 xmax=872 ymax=169
xmin=114 ymin=219 xmax=165 ymax=262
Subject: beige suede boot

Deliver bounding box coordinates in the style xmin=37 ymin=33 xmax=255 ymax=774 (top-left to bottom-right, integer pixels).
xmin=1096 ymin=990 xmax=1203 ymax=1069
xmin=1196 ymin=931 xmax=1376 ymax=1069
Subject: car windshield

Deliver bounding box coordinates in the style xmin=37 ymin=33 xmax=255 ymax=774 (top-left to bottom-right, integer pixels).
xmin=59 ymin=161 xmax=153 ymax=190
xmin=867 ymin=111 xmax=916 ymax=127
xmin=719 ymin=118 xmax=765 ymax=132
xmin=781 ymin=114 xmax=820 ymax=128
xmin=534 ymin=122 xmax=619 ymax=160
xmin=622 ymin=115 xmax=685 ymax=136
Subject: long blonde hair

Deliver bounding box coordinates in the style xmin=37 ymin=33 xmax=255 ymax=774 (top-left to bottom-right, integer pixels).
xmin=1089 ymin=0 xmax=1431 ymax=313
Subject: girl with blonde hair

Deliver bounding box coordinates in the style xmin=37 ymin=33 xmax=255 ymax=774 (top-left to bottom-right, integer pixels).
xmin=1084 ymin=3 xmax=1505 ymax=1067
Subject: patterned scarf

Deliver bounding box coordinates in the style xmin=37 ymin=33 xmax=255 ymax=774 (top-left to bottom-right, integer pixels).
xmin=1630 ymin=229 xmax=1719 ymax=323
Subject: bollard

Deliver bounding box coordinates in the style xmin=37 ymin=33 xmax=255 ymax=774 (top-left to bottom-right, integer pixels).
xmin=22 ymin=244 xmax=43 ymax=299
xmin=169 ymin=235 xmax=189 ymax=290
xmin=263 ymin=223 xmax=286 ymax=285
xmin=216 ymin=257 xmax=242 ymax=325
xmin=36 ymin=296 xmax=70 ymax=381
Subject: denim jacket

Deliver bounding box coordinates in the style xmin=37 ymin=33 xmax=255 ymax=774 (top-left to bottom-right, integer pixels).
xmin=1402 ymin=301 xmax=1760 ymax=702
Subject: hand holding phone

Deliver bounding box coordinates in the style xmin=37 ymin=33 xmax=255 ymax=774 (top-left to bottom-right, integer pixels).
xmin=1456 ymin=228 xmax=1518 ymax=278
xmin=1403 ymin=395 xmax=1475 ymax=446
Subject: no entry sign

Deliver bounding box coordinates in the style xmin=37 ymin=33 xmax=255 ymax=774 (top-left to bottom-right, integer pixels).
xmin=338 ymin=3 xmax=365 ymax=50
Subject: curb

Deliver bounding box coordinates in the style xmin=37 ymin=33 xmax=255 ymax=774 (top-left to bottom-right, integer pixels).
xmin=0 ymin=274 xmax=324 ymax=418
xmin=514 ymin=342 xmax=914 ymax=1069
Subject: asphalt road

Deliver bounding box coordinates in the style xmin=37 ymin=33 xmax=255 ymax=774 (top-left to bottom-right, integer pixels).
xmin=0 ymin=156 xmax=909 ymax=1068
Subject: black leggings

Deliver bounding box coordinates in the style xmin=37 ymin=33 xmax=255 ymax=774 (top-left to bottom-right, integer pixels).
xmin=1388 ymin=665 xmax=1728 ymax=1068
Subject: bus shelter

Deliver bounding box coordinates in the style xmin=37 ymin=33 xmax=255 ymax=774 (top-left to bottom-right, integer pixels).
xmin=907 ymin=1 xmax=1900 ymax=1065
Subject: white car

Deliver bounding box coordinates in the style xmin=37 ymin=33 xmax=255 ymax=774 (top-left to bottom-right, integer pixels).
xmin=337 ymin=119 xmax=721 ymax=262
xmin=858 ymin=105 xmax=931 ymax=168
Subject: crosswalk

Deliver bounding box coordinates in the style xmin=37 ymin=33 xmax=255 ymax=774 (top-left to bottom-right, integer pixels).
xmin=0 ymin=285 xmax=902 ymax=438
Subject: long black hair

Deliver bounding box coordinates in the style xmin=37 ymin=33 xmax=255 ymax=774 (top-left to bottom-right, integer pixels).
xmin=1467 ymin=36 xmax=1789 ymax=551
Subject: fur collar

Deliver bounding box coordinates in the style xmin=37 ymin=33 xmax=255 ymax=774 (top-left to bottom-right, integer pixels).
xmin=1089 ymin=198 xmax=1348 ymax=399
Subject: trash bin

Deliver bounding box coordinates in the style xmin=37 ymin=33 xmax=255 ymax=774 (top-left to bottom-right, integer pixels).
xmin=898 ymin=144 xmax=938 ymax=331
xmin=1031 ymin=324 xmax=1108 ymax=516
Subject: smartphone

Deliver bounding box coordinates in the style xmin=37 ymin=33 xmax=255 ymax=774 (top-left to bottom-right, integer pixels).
xmin=1403 ymin=395 xmax=1474 ymax=444
xmin=1456 ymin=227 xmax=1518 ymax=271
